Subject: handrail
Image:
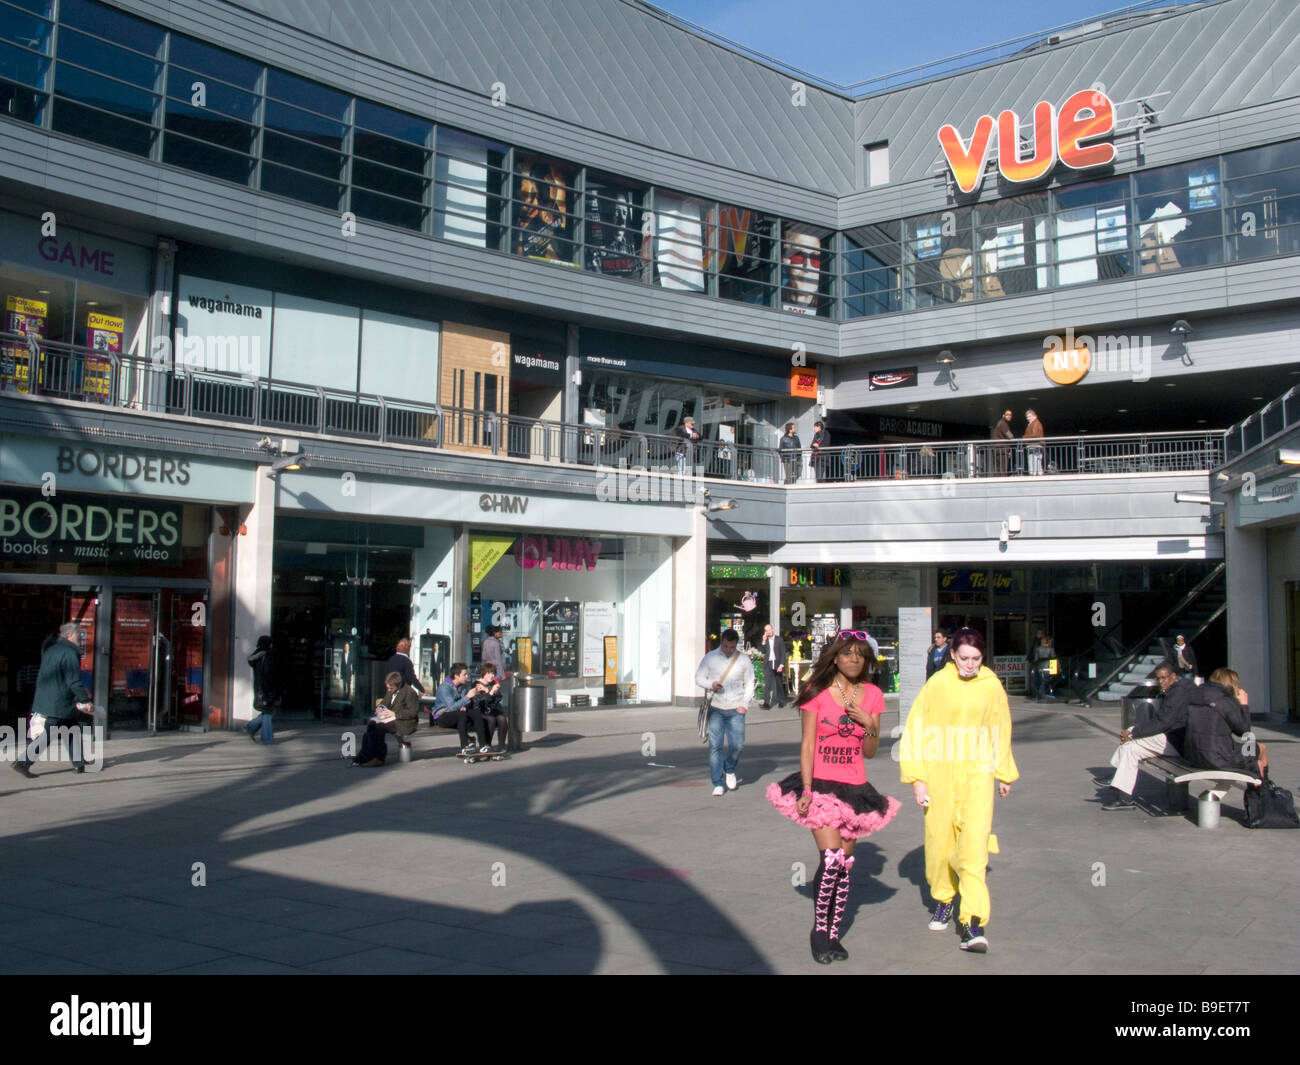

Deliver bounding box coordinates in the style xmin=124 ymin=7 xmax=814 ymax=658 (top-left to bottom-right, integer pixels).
xmin=0 ymin=331 xmax=1228 ymax=482
xmin=1220 ymin=384 xmax=1300 ymax=464
xmin=1076 ymin=561 xmax=1226 ymax=703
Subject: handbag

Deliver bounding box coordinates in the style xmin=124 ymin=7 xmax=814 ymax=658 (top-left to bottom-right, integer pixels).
xmin=697 ymin=651 xmax=742 ymax=743
xmin=1243 ymin=774 xmax=1300 ymax=829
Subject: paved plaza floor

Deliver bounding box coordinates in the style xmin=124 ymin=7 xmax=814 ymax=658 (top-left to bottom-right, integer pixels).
xmin=2 ymin=697 xmax=1297 ymax=975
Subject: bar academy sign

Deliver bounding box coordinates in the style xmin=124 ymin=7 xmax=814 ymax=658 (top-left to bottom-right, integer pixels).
xmin=939 ymin=89 xmax=1116 ymax=194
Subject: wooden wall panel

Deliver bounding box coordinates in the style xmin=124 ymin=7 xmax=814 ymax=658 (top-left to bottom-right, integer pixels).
xmin=439 ymin=322 xmax=510 ymax=453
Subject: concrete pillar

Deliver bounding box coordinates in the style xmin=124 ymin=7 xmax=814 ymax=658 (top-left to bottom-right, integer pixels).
xmin=674 ymin=505 xmax=709 ymax=704
xmin=1224 ymin=505 xmax=1270 ymax=715
xmin=231 ymin=465 xmax=276 ymax=725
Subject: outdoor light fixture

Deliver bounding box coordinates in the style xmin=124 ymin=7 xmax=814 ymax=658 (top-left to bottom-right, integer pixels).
xmin=937 ymin=349 xmax=958 ymax=391
xmin=270 ymin=452 xmax=306 ymax=472
xmin=1173 ymin=492 xmax=1222 ymax=505
xmin=1279 ymin=448 xmax=1300 ymax=465
xmin=1006 ymin=515 xmax=1022 ymax=536
xmin=706 ymin=498 xmax=738 ymax=513
xmin=1170 ymin=319 xmax=1194 ymax=366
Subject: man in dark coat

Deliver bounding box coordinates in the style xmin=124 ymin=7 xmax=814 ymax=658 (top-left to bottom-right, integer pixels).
xmin=925 ymin=631 xmax=952 ymax=679
xmin=810 ymin=420 xmax=832 ymax=481
xmin=355 ymin=671 xmax=421 ymax=766
xmin=991 ymin=408 xmax=1015 ymax=475
xmin=1100 ymin=662 xmax=1196 ymax=810
xmin=12 ymin=623 xmax=92 ymax=777
xmin=386 ymin=637 xmax=424 ymax=694
xmin=759 ymin=624 xmax=787 ymax=709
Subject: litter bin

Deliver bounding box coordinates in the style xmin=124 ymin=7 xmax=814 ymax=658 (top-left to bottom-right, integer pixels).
xmin=509 ymin=674 xmax=548 ymax=751
xmin=1121 ymin=696 xmax=1159 ymax=732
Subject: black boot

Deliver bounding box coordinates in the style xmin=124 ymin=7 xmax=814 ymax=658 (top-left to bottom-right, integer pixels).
xmin=828 ymin=850 xmax=853 ymax=961
xmin=809 ymin=849 xmax=839 ymax=964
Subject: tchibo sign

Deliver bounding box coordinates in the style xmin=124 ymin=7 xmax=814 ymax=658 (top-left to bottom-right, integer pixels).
xmin=939 ymin=89 xmax=1116 ymax=194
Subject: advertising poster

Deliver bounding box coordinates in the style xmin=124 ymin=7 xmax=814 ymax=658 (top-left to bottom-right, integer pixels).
xmin=898 ymin=607 xmax=933 ymax=729
xmin=541 ymin=601 xmax=580 ymax=677
xmin=781 ymin=226 xmax=822 ymax=314
xmin=514 ymin=158 xmax=575 ymax=264
xmin=585 ymin=184 xmax=643 ymax=278
xmin=470 ymin=535 xmax=515 ymax=590
xmin=3 ymin=295 xmax=46 ymax=393
xmin=84 ymin=312 xmax=122 ymax=403
xmin=582 ymin=601 xmax=616 ymax=678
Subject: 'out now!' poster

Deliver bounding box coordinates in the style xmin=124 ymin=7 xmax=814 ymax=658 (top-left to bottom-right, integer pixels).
xmin=3 ymin=295 xmax=47 ymax=394
xmin=84 ymin=312 xmax=123 ymax=403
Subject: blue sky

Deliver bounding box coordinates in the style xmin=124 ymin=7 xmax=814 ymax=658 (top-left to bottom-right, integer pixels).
xmin=653 ymin=0 xmax=1199 ymax=87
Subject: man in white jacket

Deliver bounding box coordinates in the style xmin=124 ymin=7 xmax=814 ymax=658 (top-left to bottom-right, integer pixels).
xmin=695 ymin=629 xmax=755 ymax=796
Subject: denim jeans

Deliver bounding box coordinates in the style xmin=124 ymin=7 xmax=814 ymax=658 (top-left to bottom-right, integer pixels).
xmin=706 ymin=706 xmax=745 ymax=786
xmin=246 ymin=712 xmax=273 ymax=743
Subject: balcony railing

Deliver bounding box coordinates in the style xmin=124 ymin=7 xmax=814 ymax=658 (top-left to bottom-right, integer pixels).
xmin=1221 ymin=385 xmax=1300 ymax=462
xmin=0 ymin=332 xmax=1225 ymax=483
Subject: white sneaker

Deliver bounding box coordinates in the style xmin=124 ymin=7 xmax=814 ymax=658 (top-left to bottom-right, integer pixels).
xmin=725 ymin=772 xmax=738 ymax=791
xmin=711 ymin=785 xmax=725 ymax=797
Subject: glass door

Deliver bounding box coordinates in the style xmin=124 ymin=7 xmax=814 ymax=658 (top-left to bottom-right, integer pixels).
xmin=108 ymin=589 xmax=208 ymax=733
xmin=108 ymin=593 xmax=158 ymax=732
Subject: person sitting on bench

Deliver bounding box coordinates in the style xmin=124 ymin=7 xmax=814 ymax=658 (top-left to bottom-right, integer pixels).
xmin=1181 ymin=667 xmax=1268 ymax=780
xmin=354 ymin=671 xmax=420 ymax=767
xmin=431 ymin=662 xmax=490 ymax=755
xmin=468 ymin=662 xmax=508 ymax=753
xmin=1101 ymin=662 xmax=1196 ymax=811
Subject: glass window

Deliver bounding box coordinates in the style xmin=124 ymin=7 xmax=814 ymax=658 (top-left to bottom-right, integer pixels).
xmin=713 ymin=205 xmax=776 ymax=307
xmin=8 ymin=0 xmax=54 ymax=16
xmin=780 ymin=223 xmax=831 ymax=317
xmin=354 ymin=130 xmax=427 ymax=174
xmin=352 ymin=159 xmax=424 ymax=203
xmin=358 ymin=309 xmax=438 ymax=403
xmin=351 ymin=188 xmax=425 ymax=231
xmin=163 ymin=133 xmax=254 ymax=185
xmin=1135 ymin=160 xmax=1223 ymax=274
xmin=973 ymin=193 xmax=1050 ymax=298
xmin=1225 ymin=141 xmax=1300 ymax=261
xmin=164 ymin=97 xmax=255 ymax=153
xmin=0 ymin=79 xmax=45 ymax=123
xmin=57 ymin=27 xmax=161 ymax=89
xmin=583 ymin=176 xmax=647 ymax=280
xmin=903 ymin=207 xmax=972 ymax=307
xmin=270 ymin=291 xmax=359 ymax=389
xmin=60 ymin=0 xmax=164 ymax=57
xmin=512 ymin=154 xmax=577 ymax=265
xmin=433 ymin=127 xmax=507 ymax=249
xmin=263 ymin=129 xmax=343 ymax=180
xmin=653 ymin=191 xmax=708 ymax=293
xmin=54 ymin=60 xmax=156 ymax=121
xmin=168 ymin=34 xmax=261 ymax=91
xmin=165 ymin=66 xmax=258 ymax=123
xmin=842 ymin=233 xmax=900 ymax=319
xmin=354 ymin=99 xmax=430 ymax=146
xmin=265 ymin=99 xmax=345 ymax=150
xmin=0 ymin=41 xmax=49 ymax=89
xmin=1053 ymin=178 xmax=1131 ymax=286
xmin=261 ymin=164 xmax=342 ymax=211
xmin=265 ymin=67 xmax=347 ymax=122
xmin=1 ymin=7 xmax=52 ymax=52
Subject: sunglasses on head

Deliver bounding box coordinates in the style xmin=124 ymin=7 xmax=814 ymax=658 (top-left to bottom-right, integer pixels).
xmin=837 ymin=630 xmax=872 ymax=642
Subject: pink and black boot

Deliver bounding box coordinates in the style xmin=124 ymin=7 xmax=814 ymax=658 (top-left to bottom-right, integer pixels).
xmin=810 ymin=848 xmax=840 ymax=964
xmin=828 ymin=850 xmax=853 ymax=961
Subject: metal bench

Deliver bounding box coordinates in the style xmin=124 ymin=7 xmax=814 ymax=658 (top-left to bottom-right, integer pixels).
xmin=1137 ymin=754 xmax=1260 ymax=829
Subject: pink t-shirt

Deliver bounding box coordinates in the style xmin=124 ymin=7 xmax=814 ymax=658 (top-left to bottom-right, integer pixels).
xmin=801 ymin=686 xmax=884 ymax=785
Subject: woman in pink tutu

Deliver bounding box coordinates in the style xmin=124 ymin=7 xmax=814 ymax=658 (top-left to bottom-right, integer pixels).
xmin=766 ymin=630 xmax=900 ymax=964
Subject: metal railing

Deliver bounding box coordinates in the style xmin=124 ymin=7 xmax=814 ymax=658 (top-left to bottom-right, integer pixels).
xmin=1 ymin=332 xmax=1227 ymax=484
xmin=1221 ymin=384 xmax=1300 ymax=463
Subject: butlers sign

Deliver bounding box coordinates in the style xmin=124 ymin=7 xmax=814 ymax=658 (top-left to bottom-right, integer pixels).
xmin=939 ymin=89 xmax=1116 ymax=194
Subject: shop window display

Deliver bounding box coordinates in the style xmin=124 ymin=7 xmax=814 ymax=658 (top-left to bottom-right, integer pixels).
xmin=712 ymin=204 xmax=777 ymax=307
xmin=584 ymin=177 xmax=647 ymax=280
xmin=904 ymin=208 xmax=972 ymax=308
xmin=513 ymin=155 xmax=577 ymax=265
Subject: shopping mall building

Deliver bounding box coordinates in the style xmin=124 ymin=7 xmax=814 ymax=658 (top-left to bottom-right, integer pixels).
xmin=0 ymin=0 xmax=1296 ymax=734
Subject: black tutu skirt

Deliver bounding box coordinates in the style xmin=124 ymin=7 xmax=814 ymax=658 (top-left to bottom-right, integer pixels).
xmin=766 ymin=772 xmax=901 ymax=837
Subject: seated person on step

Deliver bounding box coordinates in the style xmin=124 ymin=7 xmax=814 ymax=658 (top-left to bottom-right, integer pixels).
xmin=468 ymin=661 xmax=508 ymax=753
xmin=354 ymin=671 xmax=420 ymax=767
xmin=431 ymin=662 xmax=490 ymax=755
xmin=1100 ymin=662 xmax=1195 ymax=811
xmin=1181 ymin=667 xmax=1267 ymax=780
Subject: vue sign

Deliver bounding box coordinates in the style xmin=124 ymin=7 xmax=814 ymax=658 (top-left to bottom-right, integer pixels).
xmin=939 ymin=89 xmax=1116 ymax=194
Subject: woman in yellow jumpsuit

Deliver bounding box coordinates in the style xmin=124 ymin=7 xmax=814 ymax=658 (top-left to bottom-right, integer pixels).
xmin=900 ymin=627 xmax=1018 ymax=952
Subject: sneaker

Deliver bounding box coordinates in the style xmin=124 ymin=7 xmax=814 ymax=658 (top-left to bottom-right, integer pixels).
xmin=479 ymin=745 xmax=492 ymax=754
xmin=247 ymin=730 xmax=260 ymax=744
xmin=360 ymin=758 xmax=384 ymax=768
xmin=725 ymin=772 xmax=738 ymax=791
xmin=1092 ymin=775 xmax=1115 ymax=789
xmin=10 ymin=762 xmax=35 ymax=779
xmin=928 ymin=900 xmax=955 ymax=931
xmin=959 ymin=918 xmax=989 ymax=953
xmin=711 ymin=785 xmax=725 ymax=797
xmin=460 ymin=743 xmax=478 ymax=756
xmin=1102 ymin=793 xmax=1137 ymax=811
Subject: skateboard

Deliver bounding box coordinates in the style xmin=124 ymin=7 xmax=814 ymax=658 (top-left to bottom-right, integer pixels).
xmin=461 ymin=749 xmax=508 ymax=764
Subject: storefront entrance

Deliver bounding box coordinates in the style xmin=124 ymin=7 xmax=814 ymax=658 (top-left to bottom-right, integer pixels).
xmin=0 ymin=581 xmax=209 ymax=735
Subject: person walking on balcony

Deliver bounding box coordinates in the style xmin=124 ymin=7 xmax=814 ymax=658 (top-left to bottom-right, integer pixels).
xmin=779 ymin=422 xmax=803 ymax=484
xmin=675 ymin=416 xmax=699 ymax=475
xmin=1023 ymin=409 xmax=1045 ymax=475
xmin=992 ymin=408 xmax=1015 ymax=475
xmin=810 ymin=420 xmax=832 ymax=481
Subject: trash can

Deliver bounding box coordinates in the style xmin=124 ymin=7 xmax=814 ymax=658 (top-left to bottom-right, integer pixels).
xmin=1121 ymin=696 xmax=1159 ymax=732
xmin=509 ymin=674 xmax=548 ymax=751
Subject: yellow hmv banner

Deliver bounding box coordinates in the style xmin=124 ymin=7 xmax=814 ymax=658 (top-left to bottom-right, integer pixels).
xmin=469 ymin=535 xmax=515 ymax=591
xmin=603 ymin=636 xmax=618 ymax=685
